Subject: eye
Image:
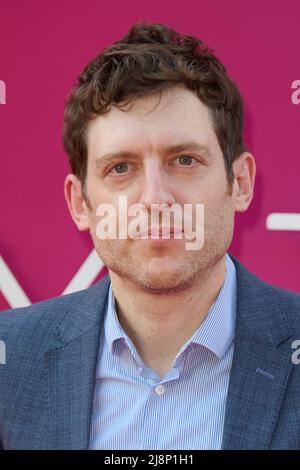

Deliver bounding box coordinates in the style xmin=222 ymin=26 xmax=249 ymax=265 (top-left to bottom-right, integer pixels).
xmin=175 ymin=155 xmax=198 ymax=166
xmin=110 ymin=162 xmax=130 ymax=174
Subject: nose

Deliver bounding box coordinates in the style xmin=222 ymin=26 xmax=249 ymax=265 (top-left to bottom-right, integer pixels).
xmin=139 ymin=159 xmax=175 ymax=209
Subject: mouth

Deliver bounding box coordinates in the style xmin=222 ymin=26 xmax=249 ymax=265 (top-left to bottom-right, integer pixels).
xmin=134 ymin=227 xmax=183 ymax=240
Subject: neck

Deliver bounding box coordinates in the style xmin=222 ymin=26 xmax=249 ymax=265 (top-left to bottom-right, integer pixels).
xmin=108 ymin=255 xmax=227 ymax=368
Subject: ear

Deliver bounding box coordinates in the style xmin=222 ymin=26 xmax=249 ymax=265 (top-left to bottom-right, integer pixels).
xmin=64 ymin=174 xmax=90 ymax=230
xmin=232 ymin=152 xmax=256 ymax=212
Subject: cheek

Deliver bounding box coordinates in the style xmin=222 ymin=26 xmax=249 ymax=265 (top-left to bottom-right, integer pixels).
xmin=201 ymin=181 xmax=234 ymax=224
xmin=88 ymin=181 xmax=108 ymax=205
xmin=86 ymin=177 xmax=120 ymax=213
xmin=189 ymin=183 xmax=225 ymax=209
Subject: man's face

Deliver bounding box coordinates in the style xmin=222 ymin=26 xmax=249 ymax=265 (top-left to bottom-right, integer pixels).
xmin=83 ymin=85 xmax=237 ymax=292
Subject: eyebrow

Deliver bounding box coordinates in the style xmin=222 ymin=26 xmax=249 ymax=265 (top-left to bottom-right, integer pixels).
xmin=95 ymin=141 xmax=212 ymax=168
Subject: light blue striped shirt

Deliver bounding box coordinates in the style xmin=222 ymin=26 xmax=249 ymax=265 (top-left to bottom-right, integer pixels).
xmin=89 ymin=253 xmax=237 ymax=450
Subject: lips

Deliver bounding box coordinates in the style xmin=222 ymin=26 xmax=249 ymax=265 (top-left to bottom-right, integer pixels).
xmin=137 ymin=227 xmax=183 ymax=239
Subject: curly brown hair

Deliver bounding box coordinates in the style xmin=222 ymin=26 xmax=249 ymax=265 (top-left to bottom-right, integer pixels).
xmin=62 ymin=20 xmax=247 ymax=190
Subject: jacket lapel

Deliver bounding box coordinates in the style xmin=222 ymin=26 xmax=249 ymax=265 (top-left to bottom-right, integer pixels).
xmin=222 ymin=255 xmax=293 ymax=449
xmin=45 ymin=275 xmax=110 ymax=449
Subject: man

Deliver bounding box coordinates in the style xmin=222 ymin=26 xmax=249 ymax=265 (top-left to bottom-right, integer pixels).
xmin=0 ymin=21 xmax=300 ymax=450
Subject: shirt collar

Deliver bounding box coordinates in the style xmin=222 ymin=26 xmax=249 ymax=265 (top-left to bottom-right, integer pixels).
xmin=186 ymin=253 xmax=237 ymax=358
xmin=104 ymin=252 xmax=236 ymax=359
xmin=104 ymin=280 xmax=125 ymax=353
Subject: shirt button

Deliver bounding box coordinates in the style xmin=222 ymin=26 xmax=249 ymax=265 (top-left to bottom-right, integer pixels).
xmin=155 ymin=385 xmax=165 ymax=396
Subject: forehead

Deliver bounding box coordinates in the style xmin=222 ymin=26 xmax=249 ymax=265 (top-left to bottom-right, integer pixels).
xmin=86 ymin=85 xmax=219 ymax=159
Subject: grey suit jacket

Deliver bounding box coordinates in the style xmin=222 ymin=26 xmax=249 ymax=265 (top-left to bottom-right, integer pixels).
xmin=0 ymin=253 xmax=300 ymax=449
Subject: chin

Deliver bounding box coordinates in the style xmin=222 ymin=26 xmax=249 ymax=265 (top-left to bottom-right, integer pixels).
xmin=133 ymin=268 xmax=195 ymax=294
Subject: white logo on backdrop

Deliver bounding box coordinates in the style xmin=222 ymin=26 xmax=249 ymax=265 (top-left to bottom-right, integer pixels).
xmin=266 ymin=213 xmax=300 ymax=231
xmin=0 ymin=251 xmax=104 ymax=309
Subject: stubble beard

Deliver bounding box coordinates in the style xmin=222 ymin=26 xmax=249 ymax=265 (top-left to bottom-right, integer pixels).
xmin=90 ymin=195 xmax=235 ymax=294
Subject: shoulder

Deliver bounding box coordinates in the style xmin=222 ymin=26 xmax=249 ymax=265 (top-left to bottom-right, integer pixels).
xmin=263 ymin=281 xmax=300 ymax=332
xmin=0 ymin=274 xmax=111 ymax=344
xmin=230 ymin=253 xmax=300 ymax=336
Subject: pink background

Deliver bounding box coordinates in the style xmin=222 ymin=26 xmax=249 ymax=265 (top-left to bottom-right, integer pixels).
xmin=0 ymin=0 xmax=299 ymax=309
